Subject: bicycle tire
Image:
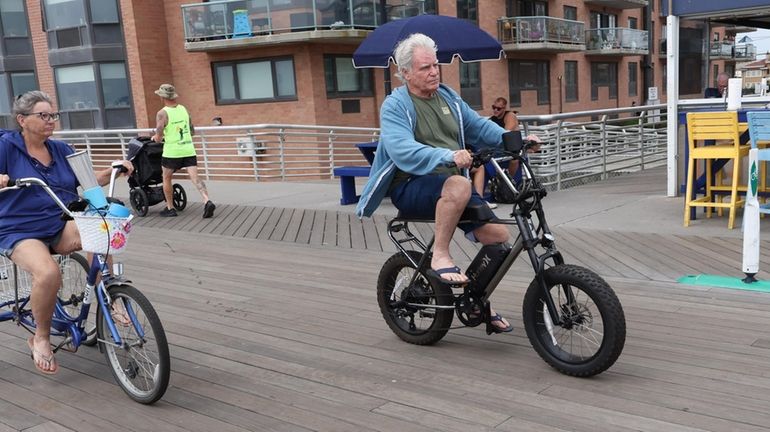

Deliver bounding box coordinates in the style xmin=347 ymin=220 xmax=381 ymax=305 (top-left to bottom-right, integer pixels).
xmin=376 ymin=251 xmax=454 ymax=345
xmin=96 ymin=284 xmax=170 ymax=404
xmin=56 ymin=253 xmax=98 ymax=346
xmin=522 ymin=264 xmax=626 ymax=377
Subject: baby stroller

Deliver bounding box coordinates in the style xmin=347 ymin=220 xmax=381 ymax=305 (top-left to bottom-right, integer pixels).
xmin=126 ymin=136 xmax=187 ymax=217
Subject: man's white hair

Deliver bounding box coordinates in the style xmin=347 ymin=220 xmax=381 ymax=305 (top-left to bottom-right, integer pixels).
xmin=393 ymin=33 xmax=437 ymax=83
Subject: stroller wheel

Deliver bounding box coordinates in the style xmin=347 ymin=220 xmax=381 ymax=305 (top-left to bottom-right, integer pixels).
xmin=130 ymin=188 xmax=149 ymax=217
xmin=172 ymin=183 xmax=187 ymax=211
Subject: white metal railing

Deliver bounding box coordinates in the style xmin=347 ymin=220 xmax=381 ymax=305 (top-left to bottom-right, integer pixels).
xmin=51 ymin=105 xmax=668 ymax=191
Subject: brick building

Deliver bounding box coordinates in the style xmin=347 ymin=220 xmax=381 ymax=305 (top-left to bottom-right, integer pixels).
xmin=0 ymin=0 xmax=753 ymax=131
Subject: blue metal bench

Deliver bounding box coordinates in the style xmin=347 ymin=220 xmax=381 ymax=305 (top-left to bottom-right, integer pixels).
xmin=333 ymin=166 xmax=371 ymax=205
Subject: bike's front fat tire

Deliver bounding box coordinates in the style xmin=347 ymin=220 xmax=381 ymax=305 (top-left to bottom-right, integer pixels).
xmin=377 ymin=251 xmax=454 ymax=345
xmin=522 ymin=264 xmax=625 ymax=377
xmin=97 ymin=284 xmax=170 ymax=404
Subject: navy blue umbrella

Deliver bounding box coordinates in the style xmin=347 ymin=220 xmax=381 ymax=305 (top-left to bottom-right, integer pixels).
xmin=353 ymin=14 xmax=504 ymax=68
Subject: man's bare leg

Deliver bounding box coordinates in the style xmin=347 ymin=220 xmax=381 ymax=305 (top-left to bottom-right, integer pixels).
xmin=161 ymin=166 xmax=175 ymax=210
xmin=185 ymin=166 xmax=210 ymax=202
xmin=431 ymin=175 xmax=471 ymax=283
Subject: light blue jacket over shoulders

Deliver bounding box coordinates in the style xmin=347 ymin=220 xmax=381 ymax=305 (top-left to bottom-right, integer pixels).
xmin=355 ymin=84 xmax=506 ymax=218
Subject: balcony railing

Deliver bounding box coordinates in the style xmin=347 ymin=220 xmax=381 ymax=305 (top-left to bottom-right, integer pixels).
xmin=735 ymin=43 xmax=756 ymax=60
xmin=585 ymin=28 xmax=648 ymax=55
xmin=710 ymin=41 xmax=734 ymax=59
xmin=181 ymin=0 xmax=424 ymax=43
xmin=497 ymin=16 xmax=584 ymax=52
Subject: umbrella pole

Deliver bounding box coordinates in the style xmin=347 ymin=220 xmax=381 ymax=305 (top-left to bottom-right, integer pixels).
xmin=379 ymin=0 xmax=392 ymax=95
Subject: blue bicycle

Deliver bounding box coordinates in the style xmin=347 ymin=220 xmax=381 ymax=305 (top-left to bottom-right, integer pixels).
xmin=0 ymin=167 xmax=169 ymax=404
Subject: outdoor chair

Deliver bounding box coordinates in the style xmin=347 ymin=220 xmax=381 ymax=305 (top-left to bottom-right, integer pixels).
xmin=684 ymin=111 xmax=749 ymax=229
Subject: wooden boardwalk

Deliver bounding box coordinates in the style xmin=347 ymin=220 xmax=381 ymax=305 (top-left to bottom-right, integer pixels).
xmin=1 ymin=172 xmax=770 ymax=431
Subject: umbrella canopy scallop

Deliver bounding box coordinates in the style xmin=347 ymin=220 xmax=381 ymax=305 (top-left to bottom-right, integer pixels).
xmin=353 ymin=14 xmax=504 ymax=68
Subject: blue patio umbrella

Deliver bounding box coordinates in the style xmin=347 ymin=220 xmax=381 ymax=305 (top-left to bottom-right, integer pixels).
xmin=352 ymin=14 xmax=504 ymax=68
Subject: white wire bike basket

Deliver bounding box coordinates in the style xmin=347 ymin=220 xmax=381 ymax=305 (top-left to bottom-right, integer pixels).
xmin=73 ymin=213 xmax=132 ymax=255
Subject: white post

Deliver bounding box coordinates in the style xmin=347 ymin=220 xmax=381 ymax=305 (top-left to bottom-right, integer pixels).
xmin=665 ymin=14 xmax=679 ymax=197
xmin=742 ymin=148 xmax=760 ymax=281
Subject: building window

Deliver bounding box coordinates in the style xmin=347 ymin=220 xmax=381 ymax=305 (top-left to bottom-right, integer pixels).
xmin=565 ymin=61 xmax=578 ymax=102
xmin=563 ymin=6 xmax=577 ymax=21
xmin=460 ymin=62 xmax=481 ymax=108
xmin=213 ymin=57 xmax=297 ymax=104
xmin=89 ymin=0 xmax=118 ymax=23
xmin=0 ymin=0 xmax=31 ymax=55
xmin=423 ymin=0 xmax=437 ymax=14
xmin=55 ymin=62 xmax=133 ymax=129
xmin=44 ymin=0 xmax=86 ymax=30
xmin=628 ymin=62 xmax=638 ymax=97
xmin=457 ymin=0 xmax=477 ymax=24
xmin=629 ymin=17 xmax=637 ymax=29
xmin=324 ymin=55 xmax=373 ymax=98
xmin=591 ymin=62 xmax=617 ymax=100
xmin=0 ymin=71 xmax=36 ymax=128
xmin=509 ymin=60 xmax=549 ymax=106
xmin=509 ymin=0 xmax=547 ymax=17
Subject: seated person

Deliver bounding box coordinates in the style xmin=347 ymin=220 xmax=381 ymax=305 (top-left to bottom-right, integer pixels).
xmin=0 ymin=91 xmax=133 ymax=375
xmin=355 ymin=34 xmax=541 ymax=333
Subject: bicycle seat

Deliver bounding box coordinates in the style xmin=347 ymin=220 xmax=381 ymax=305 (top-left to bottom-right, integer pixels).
xmin=394 ymin=202 xmax=497 ymax=223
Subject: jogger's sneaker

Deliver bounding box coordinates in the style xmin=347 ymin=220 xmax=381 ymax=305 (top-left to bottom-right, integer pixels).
xmin=203 ymin=200 xmax=216 ymax=218
xmin=159 ymin=207 xmax=177 ymax=217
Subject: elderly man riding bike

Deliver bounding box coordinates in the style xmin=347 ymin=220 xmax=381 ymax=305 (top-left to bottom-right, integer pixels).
xmin=356 ymin=33 xmax=540 ymax=333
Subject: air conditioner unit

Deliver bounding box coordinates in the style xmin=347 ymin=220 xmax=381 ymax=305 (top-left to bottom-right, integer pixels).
xmin=236 ymin=138 xmax=266 ymax=156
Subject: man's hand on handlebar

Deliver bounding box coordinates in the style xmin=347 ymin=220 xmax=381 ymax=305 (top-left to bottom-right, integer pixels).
xmin=524 ymin=134 xmax=542 ymax=153
xmin=452 ymin=149 xmax=473 ymax=169
xmin=0 ymin=174 xmax=8 ymax=188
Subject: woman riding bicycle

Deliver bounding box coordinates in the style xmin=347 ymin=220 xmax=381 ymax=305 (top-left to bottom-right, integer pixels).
xmin=0 ymin=91 xmax=133 ymax=375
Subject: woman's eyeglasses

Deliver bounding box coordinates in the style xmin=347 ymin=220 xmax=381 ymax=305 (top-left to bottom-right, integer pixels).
xmin=22 ymin=112 xmax=60 ymax=122
xmin=492 ymin=105 xmax=505 ymax=111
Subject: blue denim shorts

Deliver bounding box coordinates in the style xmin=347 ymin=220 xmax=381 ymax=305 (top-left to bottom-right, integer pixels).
xmin=390 ymin=174 xmax=485 ymax=237
xmin=0 ymin=230 xmax=64 ymax=259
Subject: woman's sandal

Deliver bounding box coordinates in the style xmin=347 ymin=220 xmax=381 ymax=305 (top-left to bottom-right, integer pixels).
xmin=27 ymin=337 xmax=59 ymax=375
xmin=486 ymin=313 xmax=514 ymax=335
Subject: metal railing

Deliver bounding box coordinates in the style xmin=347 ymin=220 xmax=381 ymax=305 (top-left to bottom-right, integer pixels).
xmin=710 ymin=41 xmax=734 ymax=58
xmin=497 ymin=16 xmax=584 ymax=46
xmin=585 ymin=28 xmax=648 ymax=53
xmin=735 ymin=43 xmax=756 ymax=59
xmin=51 ymin=105 xmax=668 ymax=191
xmin=180 ymin=0 xmax=425 ymax=41
xmin=518 ymin=105 xmax=668 ymax=190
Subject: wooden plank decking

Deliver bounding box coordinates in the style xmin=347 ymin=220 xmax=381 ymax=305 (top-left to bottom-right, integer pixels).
xmin=0 ymin=172 xmax=770 ymax=431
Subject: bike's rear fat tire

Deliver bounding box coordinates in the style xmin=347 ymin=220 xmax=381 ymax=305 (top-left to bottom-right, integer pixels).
xmin=377 ymin=251 xmax=454 ymax=345
xmin=522 ymin=264 xmax=625 ymax=377
xmin=96 ymin=284 xmax=170 ymax=404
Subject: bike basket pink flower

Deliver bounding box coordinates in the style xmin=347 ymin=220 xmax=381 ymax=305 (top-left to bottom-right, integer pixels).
xmin=73 ymin=213 xmax=132 ymax=255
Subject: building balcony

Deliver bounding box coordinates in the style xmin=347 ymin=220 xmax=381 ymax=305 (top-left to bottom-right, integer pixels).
xmin=710 ymin=41 xmax=734 ymax=59
xmin=734 ymin=43 xmax=756 ymax=61
xmin=585 ymin=28 xmax=648 ymax=55
xmin=181 ymin=0 xmax=424 ymax=52
xmin=583 ymin=0 xmax=647 ymax=9
xmin=497 ymin=16 xmax=585 ymax=53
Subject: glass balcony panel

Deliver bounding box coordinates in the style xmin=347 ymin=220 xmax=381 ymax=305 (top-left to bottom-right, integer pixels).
xmin=585 ymin=28 xmax=648 ymax=54
xmin=497 ymin=16 xmax=584 ymax=50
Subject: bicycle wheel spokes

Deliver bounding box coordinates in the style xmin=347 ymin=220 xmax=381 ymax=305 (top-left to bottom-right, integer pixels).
xmin=98 ymin=285 xmax=169 ymax=404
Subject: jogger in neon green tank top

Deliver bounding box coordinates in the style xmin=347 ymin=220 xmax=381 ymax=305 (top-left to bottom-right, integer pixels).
xmin=151 ymin=83 xmax=216 ymax=218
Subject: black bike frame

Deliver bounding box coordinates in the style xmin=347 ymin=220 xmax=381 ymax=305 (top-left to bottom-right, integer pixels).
xmin=386 ymin=154 xmax=567 ymax=325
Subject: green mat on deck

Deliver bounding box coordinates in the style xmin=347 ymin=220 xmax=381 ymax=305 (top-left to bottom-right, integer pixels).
xmin=677 ymin=274 xmax=770 ymax=293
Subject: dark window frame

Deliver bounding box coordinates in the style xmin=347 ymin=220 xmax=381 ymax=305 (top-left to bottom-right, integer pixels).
xmin=323 ymin=54 xmax=374 ymax=99
xmin=456 ymin=0 xmax=478 ymax=24
xmin=565 ymin=60 xmax=578 ymax=102
xmin=591 ymin=62 xmax=618 ymax=100
xmin=54 ymin=61 xmax=134 ymax=129
xmin=628 ymin=62 xmax=638 ymax=97
xmin=212 ymin=56 xmax=298 ymax=105
xmin=459 ymin=62 xmax=481 ymax=109
xmin=508 ymin=59 xmax=550 ymax=106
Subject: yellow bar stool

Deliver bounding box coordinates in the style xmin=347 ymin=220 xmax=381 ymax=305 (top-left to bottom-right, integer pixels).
xmin=684 ymin=112 xmax=750 ymax=229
